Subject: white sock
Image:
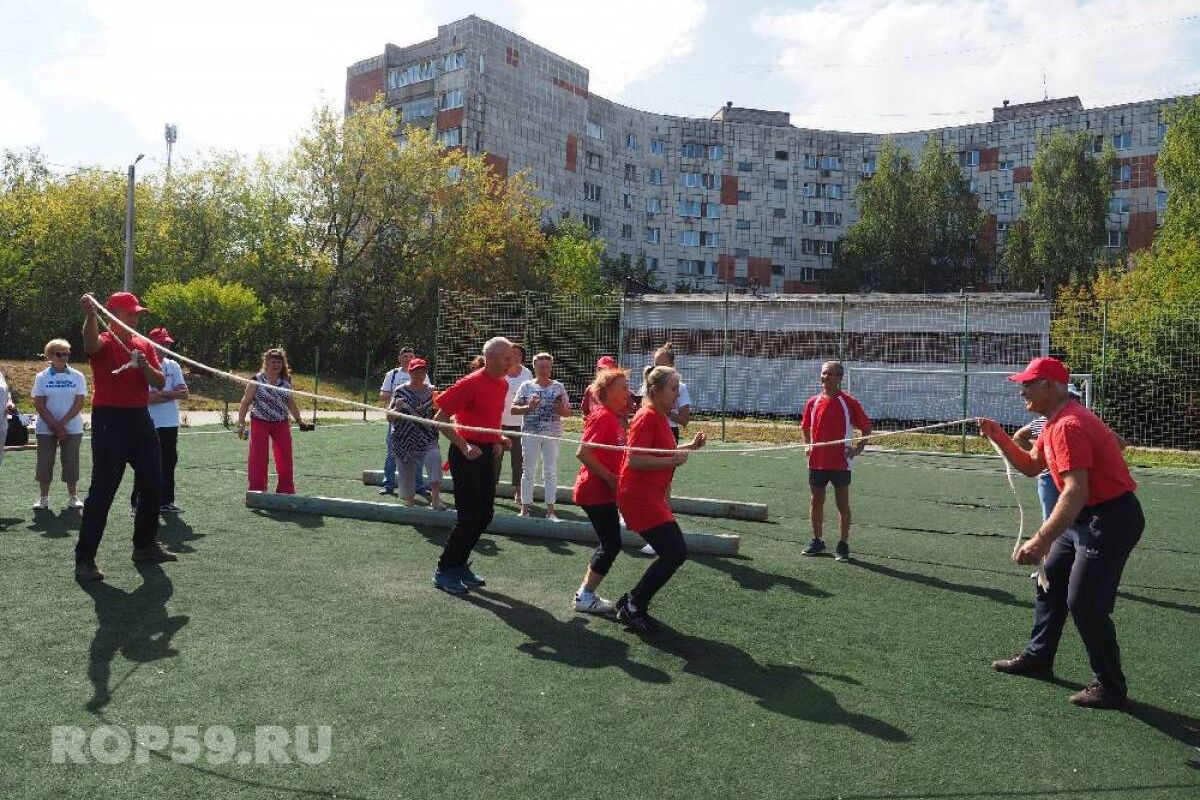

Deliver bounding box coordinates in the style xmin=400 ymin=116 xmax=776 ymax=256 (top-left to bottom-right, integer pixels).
xmin=626 ymin=597 xmax=639 ymax=613
xmin=577 ymin=585 xmax=593 ymax=599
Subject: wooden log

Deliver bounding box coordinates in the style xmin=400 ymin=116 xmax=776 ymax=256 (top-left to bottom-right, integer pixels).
xmin=360 ymin=470 xmax=768 ymax=522
xmin=246 ymin=491 xmax=740 ymax=556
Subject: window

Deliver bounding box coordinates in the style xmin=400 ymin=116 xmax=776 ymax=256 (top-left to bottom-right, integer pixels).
xmin=738 ymin=161 xmax=753 ymax=172
xmin=775 ymin=150 xmax=789 ymax=161
xmin=735 ymin=248 xmax=749 ymax=258
xmin=862 ymin=156 xmax=876 ymax=176
xmin=646 ymin=197 xmax=661 ymax=214
xmin=1113 ymin=164 xmax=1132 ymax=182
xmin=772 ymin=207 xmax=786 ymax=218
xmin=700 ymin=231 xmax=720 ymax=247
xmin=1109 ymin=197 xmax=1131 ymax=215
xmin=624 ymin=163 xmax=637 ymax=181
xmin=621 ymin=223 xmax=633 ymax=239
xmin=737 ymin=189 xmax=751 ymax=201
xmin=702 ymin=173 xmax=717 ymax=189
xmin=682 ymin=172 xmax=702 ymax=188
xmin=437 ymin=127 xmax=461 ymax=147
xmin=771 ymin=236 xmax=788 ymax=247
xmin=801 ymin=238 xmax=818 ymax=254
xmin=801 ymin=239 xmax=836 ymax=256
xmin=707 ymin=144 xmax=725 ymax=159
xmin=677 ymin=258 xmax=703 ymax=276
xmin=626 ymin=133 xmax=637 ymax=150
xmin=443 ymin=52 xmax=466 ymax=72
xmin=679 ymin=230 xmax=700 ymax=246
xmin=1158 ymin=122 xmax=1168 ymax=141
xmin=393 ymin=59 xmax=437 ymax=87
xmin=583 ymin=213 xmax=602 ymax=233
xmin=960 ymin=150 xmax=979 ymax=167
xmin=773 ymin=179 xmax=788 ymax=190
xmin=1105 ymin=229 xmax=1126 ymax=248
xmin=446 ymin=165 xmax=462 ymax=185
xmin=1093 ymin=135 xmax=1105 ymax=154
xmin=586 ymin=152 xmax=603 ymax=171
xmin=680 ymin=143 xmax=704 ymax=158
xmin=1112 ymin=132 xmax=1132 ymax=150
xmin=826 ymin=211 xmax=843 ymax=225
xmin=804 ymin=154 xmax=819 ymax=169
xmin=771 ymin=264 xmax=785 ymax=276
xmin=828 ymin=184 xmax=843 ymax=200
xmin=677 ymin=199 xmax=701 ymax=217
xmin=705 ymin=203 xmax=720 ymax=219
xmin=996 ymin=221 xmax=1009 ymax=233
xmin=623 ymin=193 xmax=634 ymax=210
xmin=586 ymin=120 xmax=604 ymax=141
xmin=969 ymin=178 xmax=978 ymax=193
xmin=646 ymin=256 xmax=659 ymax=270
xmin=649 ymin=168 xmax=664 ymax=185
xmin=505 ymin=46 xmax=519 ymax=67
xmin=819 ymin=155 xmax=843 ymax=171
xmin=645 ymin=227 xmax=661 ymax=244
xmin=998 ymin=190 xmax=1014 ymax=202
xmin=401 ymin=97 xmax=437 ymax=120
xmin=998 ymin=158 xmax=1014 ymax=171
xmin=583 ymin=182 xmax=602 ymax=202
xmin=803 ymin=182 xmax=817 ymax=198
xmin=650 ymin=138 xmax=665 ymax=156
xmin=440 ymin=89 xmax=464 ymax=110
xmin=736 ymin=219 xmax=750 ymax=230
xmin=1158 ymin=190 xmax=1168 ymax=212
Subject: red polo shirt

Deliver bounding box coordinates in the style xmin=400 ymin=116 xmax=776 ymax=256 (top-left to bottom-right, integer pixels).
xmin=574 ymin=405 xmax=625 ymax=506
xmin=801 ymin=391 xmax=871 ymax=471
xmin=617 ymin=406 xmax=676 ymax=533
xmin=1037 ymin=401 xmax=1136 ymax=505
xmin=90 ymin=332 xmax=161 ymax=408
xmin=434 ymin=368 xmax=507 ymax=444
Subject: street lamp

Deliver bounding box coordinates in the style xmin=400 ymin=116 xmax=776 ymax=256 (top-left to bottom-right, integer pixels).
xmin=124 ymin=153 xmax=144 ymax=292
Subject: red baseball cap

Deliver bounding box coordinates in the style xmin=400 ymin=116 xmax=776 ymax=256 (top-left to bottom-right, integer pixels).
xmin=1008 ymin=356 xmax=1069 ymax=384
xmin=147 ymin=326 xmax=175 ymax=345
xmin=596 ymin=356 xmax=618 ymax=369
xmin=106 ymin=292 xmax=149 ymax=314
xmin=407 ymin=358 xmax=428 ymax=372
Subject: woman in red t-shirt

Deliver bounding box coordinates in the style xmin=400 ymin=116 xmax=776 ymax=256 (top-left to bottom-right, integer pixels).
xmin=570 ymin=368 xmax=630 ymax=615
xmin=614 ymin=365 xmax=706 ymax=632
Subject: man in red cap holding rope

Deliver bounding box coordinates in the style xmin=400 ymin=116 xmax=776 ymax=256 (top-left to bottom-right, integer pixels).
xmin=979 ymin=356 xmax=1143 ymax=709
xmin=75 ymin=292 xmax=177 ymax=582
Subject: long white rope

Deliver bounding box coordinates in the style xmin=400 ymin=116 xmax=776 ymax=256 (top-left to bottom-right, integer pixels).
xmin=85 ymin=295 xmax=979 ymax=458
xmin=988 ymin=439 xmax=1050 ymax=590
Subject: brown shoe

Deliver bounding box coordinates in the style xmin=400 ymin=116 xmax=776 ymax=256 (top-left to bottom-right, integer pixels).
xmin=75 ymin=561 xmax=104 ymax=582
xmin=992 ymin=652 xmax=1053 ymax=678
xmin=132 ymin=543 xmax=179 ymax=563
xmin=1069 ymin=680 xmax=1128 ymax=709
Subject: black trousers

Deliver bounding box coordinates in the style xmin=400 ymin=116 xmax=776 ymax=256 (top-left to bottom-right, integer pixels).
xmin=630 ymin=520 xmax=688 ymax=610
xmin=131 ymin=425 xmax=178 ymax=508
xmin=1024 ymin=491 xmax=1144 ymax=695
xmin=439 ymin=442 xmax=496 ymax=570
xmin=582 ymin=503 xmax=622 ymax=575
xmin=77 ymin=407 xmax=162 ymax=563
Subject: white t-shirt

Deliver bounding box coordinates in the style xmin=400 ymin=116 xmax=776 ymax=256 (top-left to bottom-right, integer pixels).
xmin=32 ymin=365 xmax=88 ymax=435
xmin=148 ymin=359 xmax=188 ymax=429
xmin=638 ymin=378 xmax=692 ymax=429
xmin=380 ymin=367 xmax=431 ymax=396
xmin=500 ymin=365 xmax=533 ymax=427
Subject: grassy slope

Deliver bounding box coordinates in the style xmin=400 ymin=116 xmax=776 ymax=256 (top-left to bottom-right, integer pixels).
xmin=1 ymin=423 xmax=1197 ymax=799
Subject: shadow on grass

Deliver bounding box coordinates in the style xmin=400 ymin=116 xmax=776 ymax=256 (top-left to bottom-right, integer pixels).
xmin=0 ymin=516 xmax=23 ymax=531
xmin=789 ymin=781 xmax=1200 ymax=799
xmin=27 ymin=508 xmax=80 ymax=539
xmin=1126 ymin=701 xmax=1200 ymax=749
xmin=693 ymin=554 xmax=832 ymax=598
xmin=249 ymin=508 xmax=325 ymax=529
xmin=853 ymin=557 xmax=1029 ymax=609
xmin=1118 ymin=591 xmax=1200 ymax=616
xmin=159 ymin=513 xmax=205 ymax=554
xmin=642 ymin=621 xmax=909 ymax=740
xmin=463 ymin=589 xmax=670 ymax=684
xmin=79 ymin=563 xmax=189 ymax=713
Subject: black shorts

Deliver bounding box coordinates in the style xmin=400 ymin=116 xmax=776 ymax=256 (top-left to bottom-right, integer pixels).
xmin=809 ymin=469 xmax=851 ymax=489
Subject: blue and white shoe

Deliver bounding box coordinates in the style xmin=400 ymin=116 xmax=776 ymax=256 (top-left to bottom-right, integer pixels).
xmin=456 ymin=562 xmax=486 ymax=589
xmin=801 ymin=538 xmax=826 ymax=556
xmin=433 ymin=567 xmax=469 ymax=595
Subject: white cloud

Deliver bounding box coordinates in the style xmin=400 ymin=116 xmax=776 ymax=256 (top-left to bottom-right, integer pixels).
xmin=752 ymin=0 xmax=1200 ymax=132
xmin=507 ymin=0 xmax=708 ymax=98
xmin=0 ymin=79 xmax=46 ymax=148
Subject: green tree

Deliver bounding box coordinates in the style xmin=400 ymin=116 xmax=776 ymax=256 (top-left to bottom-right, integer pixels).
xmin=144 ymin=277 xmax=264 ymax=365
xmin=542 ymin=219 xmax=607 ymax=295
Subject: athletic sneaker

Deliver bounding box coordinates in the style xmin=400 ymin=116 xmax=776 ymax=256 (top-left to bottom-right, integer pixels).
xmin=32 ymin=497 xmax=49 ymax=511
xmin=574 ymin=592 xmax=615 ymax=615
xmin=639 ymin=543 xmax=657 ymax=556
xmin=1069 ymin=680 xmax=1128 ymax=709
xmin=67 ymin=496 xmax=85 ymax=510
xmin=160 ymin=502 xmax=184 ymax=514
xmin=132 ymin=543 xmax=179 ymax=563
xmin=456 ymin=562 xmax=486 ymax=589
xmin=802 ymin=538 xmax=826 ymax=556
xmin=433 ymin=567 xmax=469 ymax=595
xmin=615 ymin=593 xmax=657 ymax=633
xmin=378 ymin=487 xmax=397 ymax=496
xmin=835 ymin=540 xmax=851 ymax=562
xmin=75 ymin=561 xmax=104 ymax=582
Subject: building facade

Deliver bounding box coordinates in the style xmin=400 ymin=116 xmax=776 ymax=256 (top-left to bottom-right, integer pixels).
xmin=347 ymin=15 xmax=1178 ymax=294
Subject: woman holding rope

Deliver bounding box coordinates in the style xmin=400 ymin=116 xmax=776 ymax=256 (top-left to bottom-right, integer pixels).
xmin=236 ymin=348 xmax=312 ymax=495
xmin=614 ymin=365 xmax=706 ymax=633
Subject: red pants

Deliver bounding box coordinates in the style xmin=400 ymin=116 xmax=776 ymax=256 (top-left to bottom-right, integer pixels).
xmin=248 ymin=418 xmax=295 ymax=494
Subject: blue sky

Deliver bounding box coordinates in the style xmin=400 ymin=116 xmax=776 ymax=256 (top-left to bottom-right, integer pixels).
xmin=4 ymin=0 xmax=1200 ymax=175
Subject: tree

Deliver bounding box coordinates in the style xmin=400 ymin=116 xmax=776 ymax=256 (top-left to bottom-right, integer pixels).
xmin=144 ymin=277 xmax=264 ymax=366
xmin=1008 ymin=131 xmax=1115 ymax=293
xmin=542 ymin=219 xmax=607 ymax=295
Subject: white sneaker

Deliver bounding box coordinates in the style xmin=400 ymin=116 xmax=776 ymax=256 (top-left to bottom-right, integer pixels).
xmin=32 ymin=497 xmax=49 ymax=511
xmin=574 ymin=592 xmax=615 ymax=614
xmin=546 ymin=513 xmax=561 ymax=523
xmin=640 ymin=543 xmax=657 ymax=556
xmin=68 ymin=496 xmax=85 ymax=509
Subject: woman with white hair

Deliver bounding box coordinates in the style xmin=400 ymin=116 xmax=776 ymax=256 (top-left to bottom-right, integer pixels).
xmin=511 ymin=352 xmax=571 ymax=520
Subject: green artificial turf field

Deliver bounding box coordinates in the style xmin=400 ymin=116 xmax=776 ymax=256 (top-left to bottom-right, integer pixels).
xmin=2 ymin=421 xmax=1198 ymax=799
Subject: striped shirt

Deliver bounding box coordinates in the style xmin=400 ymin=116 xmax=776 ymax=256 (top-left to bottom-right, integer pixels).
xmin=250 ymin=372 xmax=291 ymax=422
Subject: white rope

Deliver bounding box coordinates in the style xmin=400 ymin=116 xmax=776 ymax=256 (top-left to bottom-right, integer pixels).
xmin=988 ymin=438 xmax=1050 ymax=591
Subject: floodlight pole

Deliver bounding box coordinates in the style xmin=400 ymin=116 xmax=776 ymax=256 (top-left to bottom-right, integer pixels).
xmin=123 ymin=153 xmax=144 ymax=292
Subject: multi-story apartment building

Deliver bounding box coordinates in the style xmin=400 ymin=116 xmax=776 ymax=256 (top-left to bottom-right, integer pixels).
xmin=347 ymin=15 xmax=1179 ymax=293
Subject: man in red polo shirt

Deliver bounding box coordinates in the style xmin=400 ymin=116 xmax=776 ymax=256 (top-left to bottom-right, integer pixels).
xmin=800 ymin=360 xmax=872 ymax=562
xmin=980 ymin=356 xmax=1143 ymax=709
xmin=429 ymin=336 xmax=513 ymax=595
xmin=75 ymin=292 xmax=176 ymax=582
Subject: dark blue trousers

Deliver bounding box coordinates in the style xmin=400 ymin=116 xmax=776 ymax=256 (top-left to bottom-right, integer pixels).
xmin=1024 ymin=491 xmax=1143 ymax=695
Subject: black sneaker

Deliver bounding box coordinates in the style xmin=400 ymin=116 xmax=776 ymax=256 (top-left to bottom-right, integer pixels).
xmin=802 ymin=538 xmax=826 ymax=556
xmin=615 ymin=593 xmax=657 ymax=633
xmin=992 ymin=652 xmax=1053 ymax=679
xmin=378 ymin=488 xmax=397 ymax=496
xmin=835 ymin=540 xmax=851 ymax=562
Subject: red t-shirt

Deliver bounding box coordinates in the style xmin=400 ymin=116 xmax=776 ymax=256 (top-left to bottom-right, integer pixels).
xmin=574 ymin=405 xmax=625 ymax=506
xmin=801 ymin=391 xmax=871 ymax=471
xmin=90 ymin=332 xmax=162 ymax=408
xmin=1036 ymin=402 xmax=1136 ymax=505
xmin=434 ymin=368 xmax=507 ymax=444
xmin=617 ymin=406 xmax=676 ymax=533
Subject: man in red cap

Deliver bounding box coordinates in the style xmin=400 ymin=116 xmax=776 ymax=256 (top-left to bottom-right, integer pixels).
xmin=979 ymin=356 xmax=1143 ymax=709
xmin=75 ymin=292 xmax=176 ymax=582
xmin=131 ymin=326 xmax=189 ymax=514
